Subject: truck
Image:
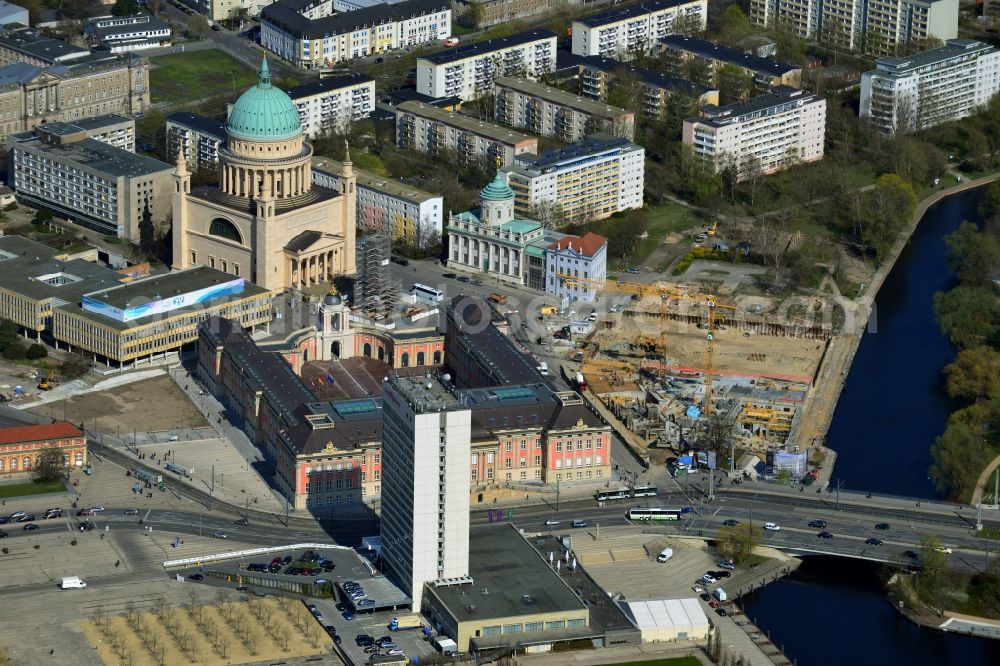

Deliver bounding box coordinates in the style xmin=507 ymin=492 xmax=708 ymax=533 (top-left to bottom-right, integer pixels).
xmin=488 ymin=293 xmax=507 ymax=305
xmin=434 ymin=637 xmax=458 ymax=654
xmin=713 ymin=588 xmax=727 ymax=602
xmin=60 ymin=576 xmax=86 ymax=589
xmin=574 ymin=372 xmax=587 ymax=391
xmin=37 ymin=376 xmax=56 ymax=390
xmin=388 ymin=614 xmax=424 ymax=631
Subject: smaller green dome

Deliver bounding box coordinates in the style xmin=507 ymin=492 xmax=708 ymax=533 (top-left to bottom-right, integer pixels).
xmin=480 ymin=171 xmax=514 ymax=201
xmin=227 ymin=58 xmax=302 ymax=142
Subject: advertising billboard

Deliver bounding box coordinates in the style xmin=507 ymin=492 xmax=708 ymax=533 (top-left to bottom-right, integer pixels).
xmin=83 ymin=277 xmax=246 ymax=323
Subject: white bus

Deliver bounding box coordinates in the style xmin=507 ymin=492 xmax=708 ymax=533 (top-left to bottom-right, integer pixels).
xmin=412 ymin=283 xmax=444 ymax=303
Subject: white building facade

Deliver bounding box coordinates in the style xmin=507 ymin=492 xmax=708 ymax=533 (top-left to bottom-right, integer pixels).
xmin=395 ymin=100 xmax=538 ymax=168
xmin=312 ymin=156 xmax=444 ymax=244
xmin=380 ymin=375 xmax=471 ymax=610
xmin=416 ymin=29 xmax=557 ymax=100
xmin=261 ymin=0 xmax=450 ymax=69
xmin=571 ymin=0 xmax=707 ymax=59
xmin=503 ymin=136 xmax=645 ymax=225
xmin=860 ymin=39 xmax=1000 ymax=135
xmin=545 ymin=232 xmax=608 ymax=303
xmin=288 ymin=73 xmax=375 ymax=137
xmin=749 ymin=0 xmax=958 ymax=54
xmin=84 ymin=14 xmax=172 ymax=53
xmin=682 ymin=86 xmax=826 ymax=179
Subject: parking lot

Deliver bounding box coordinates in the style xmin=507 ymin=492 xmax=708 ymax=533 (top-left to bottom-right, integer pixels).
xmin=175 ymin=544 xmax=436 ymax=660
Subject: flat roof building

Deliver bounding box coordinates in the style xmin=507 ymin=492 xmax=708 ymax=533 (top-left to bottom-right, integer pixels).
xmin=10 ymin=127 xmax=173 ymax=241
xmin=380 ymin=373 xmax=471 ymax=609
xmin=422 ymin=523 xmax=592 ymax=652
xmin=0 ymin=54 xmax=150 ymax=143
xmin=0 ymin=235 xmax=125 ymax=335
xmin=287 ymin=72 xmax=376 ymax=137
xmin=750 ymin=0 xmax=958 ymax=55
xmin=54 ymin=266 xmax=273 ymax=365
xmin=395 ymin=100 xmax=538 ymax=168
xmin=416 ymin=29 xmax=557 ymax=100
xmin=84 ymin=13 xmax=172 ymax=53
xmin=503 ymin=135 xmax=645 ymax=226
xmin=10 ymin=114 xmax=135 ymax=151
xmin=165 ymin=112 xmax=228 ymax=172
xmin=493 ymin=76 xmax=635 ymax=142
xmin=261 ymin=0 xmax=451 ymax=69
xmin=860 ymin=39 xmax=1000 ymax=135
xmin=0 ymin=26 xmax=88 ymax=66
xmin=683 ymin=86 xmax=826 ymax=179
xmin=660 ymin=34 xmax=802 ymax=91
xmin=312 ymin=156 xmax=444 ymax=246
xmin=571 ymin=0 xmax=707 ymax=59
xmin=568 ymin=54 xmax=720 ymax=120
xmin=0 ymin=2 xmax=28 ymax=28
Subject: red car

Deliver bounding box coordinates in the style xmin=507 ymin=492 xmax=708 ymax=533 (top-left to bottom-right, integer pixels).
xmin=709 ymin=600 xmax=719 ymax=608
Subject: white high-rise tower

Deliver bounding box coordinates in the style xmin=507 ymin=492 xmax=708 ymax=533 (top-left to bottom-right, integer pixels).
xmin=380 ymin=375 xmax=471 ymax=609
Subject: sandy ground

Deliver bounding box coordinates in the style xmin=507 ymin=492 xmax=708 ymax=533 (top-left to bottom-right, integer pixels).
xmin=29 ymin=375 xmax=208 ymax=433
xmin=80 ymin=597 xmax=331 ymax=666
xmin=592 ymin=321 xmax=826 ymax=383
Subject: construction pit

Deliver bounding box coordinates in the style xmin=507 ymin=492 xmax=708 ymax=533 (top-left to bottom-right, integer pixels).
xmin=579 ymin=290 xmax=832 ymax=455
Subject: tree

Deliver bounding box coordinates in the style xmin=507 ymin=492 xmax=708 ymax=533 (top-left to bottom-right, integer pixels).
xmin=111 ymin=0 xmax=141 ymax=15
xmin=0 ymin=319 xmax=17 ymax=352
xmin=715 ymin=523 xmax=762 ymax=564
xmin=2 ymin=342 xmax=25 ymax=360
xmin=934 ymin=286 xmax=1000 ymax=349
xmin=978 ymin=181 xmax=1000 ymax=220
xmin=186 ymin=14 xmax=209 ymax=39
xmin=742 ymin=155 xmax=765 ymax=208
xmin=854 ymin=173 xmax=916 ymax=259
xmin=33 ymin=447 xmax=66 ymax=482
xmin=943 ymin=346 xmax=1000 ymax=401
xmin=529 ymin=201 xmax=565 ymax=229
xmin=464 ymin=0 xmax=483 ymax=29
xmin=717 ymin=64 xmax=753 ymax=104
xmin=25 ymin=344 xmax=47 ymax=360
xmin=944 ymin=221 xmax=1000 ymax=288
xmin=929 ymin=406 xmax=995 ymax=499
xmin=61 ymin=352 xmax=92 ymax=379
xmin=916 ymin=535 xmax=947 ymax=609
xmin=715 ymin=5 xmax=752 ymax=45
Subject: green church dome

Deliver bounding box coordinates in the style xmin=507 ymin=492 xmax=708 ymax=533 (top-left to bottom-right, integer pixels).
xmin=480 ymin=171 xmax=514 ymax=201
xmin=226 ymin=58 xmax=301 ymax=142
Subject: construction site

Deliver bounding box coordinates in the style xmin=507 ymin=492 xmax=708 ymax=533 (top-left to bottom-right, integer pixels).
xmin=562 ymin=276 xmax=836 ymax=468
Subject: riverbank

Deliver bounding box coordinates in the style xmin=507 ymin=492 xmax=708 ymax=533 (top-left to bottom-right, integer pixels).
xmin=889 ymin=578 xmax=1000 ymax=641
xmin=796 ymin=172 xmax=1000 ymax=461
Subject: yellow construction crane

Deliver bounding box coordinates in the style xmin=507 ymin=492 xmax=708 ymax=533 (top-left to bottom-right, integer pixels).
xmin=557 ymin=274 xmax=735 ymax=414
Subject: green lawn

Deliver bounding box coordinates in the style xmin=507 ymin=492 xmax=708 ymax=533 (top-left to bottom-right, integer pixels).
xmin=149 ymin=50 xmax=257 ymax=104
xmin=0 ymin=478 xmax=66 ymax=498
xmin=633 ymin=201 xmax=695 ymax=265
xmin=606 ymin=657 xmax=702 ymax=666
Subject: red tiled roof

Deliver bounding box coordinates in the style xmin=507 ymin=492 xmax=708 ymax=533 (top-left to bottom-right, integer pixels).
xmin=0 ymin=422 xmax=84 ymax=446
xmin=547 ymin=231 xmax=607 ymax=257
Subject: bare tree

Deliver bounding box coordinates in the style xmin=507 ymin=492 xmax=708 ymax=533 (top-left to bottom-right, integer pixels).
xmin=245 ymin=630 xmax=260 ymax=655
xmin=276 ymin=626 xmax=290 ymax=651
xmin=750 ymin=218 xmax=791 ymax=282
xmin=217 ymin=635 xmax=231 ymax=660
xmin=741 ymin=155 xmax=764 ymax=207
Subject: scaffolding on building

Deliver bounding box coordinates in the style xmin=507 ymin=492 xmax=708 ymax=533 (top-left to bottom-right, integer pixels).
xmin=355 ymin=235 xmax=399 ymax=320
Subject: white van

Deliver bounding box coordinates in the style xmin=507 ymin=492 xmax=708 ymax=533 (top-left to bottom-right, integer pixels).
xmin=537 ymin=361 xmax=548 ymax=375
xmin=60 ymin=576 xmax=86 ymax=589
xmin=656 ymin=548 xmax=674 ymax=563
xmin=713 ymin=588 xmax=727 ymax=602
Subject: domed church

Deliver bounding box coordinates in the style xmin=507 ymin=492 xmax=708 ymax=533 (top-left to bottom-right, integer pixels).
xmin=171 ymin=58 xmax=356 ymax=291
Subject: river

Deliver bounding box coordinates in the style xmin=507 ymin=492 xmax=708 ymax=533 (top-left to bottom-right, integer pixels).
xmin=745 ymin=189 xmax=998 ymax=665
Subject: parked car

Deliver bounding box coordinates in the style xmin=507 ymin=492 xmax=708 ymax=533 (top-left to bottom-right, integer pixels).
xmin=701 ymin=574 xmax=717 ymax=584
xmin=16 ymin=514 xmax=35 ymax=522
xmin=236 ymin=585 xmax=249 ymax=592
xmin=442 ymin=273 xmax=457 ymax=279
xmin=355 ymin=634 xmax=374 ymax=646
xmin=0 ymin=530 xmax=7 ymax=538
xmin=358 ymin=599 xmax=375 ymax=608
xmin=0 ymin=517 xmax=9 ymax=524
xmin=457 ymin=276 xmax=471 ymax=283
xmin=342 ymin=610 xmax=355 ymax=621
xmin=187 ymin=573 xmax=204 ymax=581
xmin=626 ymin=267 xmax=640 ymax=274
xmin=715 ymin=608 xmax=728 ymax=617
xmin=717 ymin=561 xmax=736 ymax=570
